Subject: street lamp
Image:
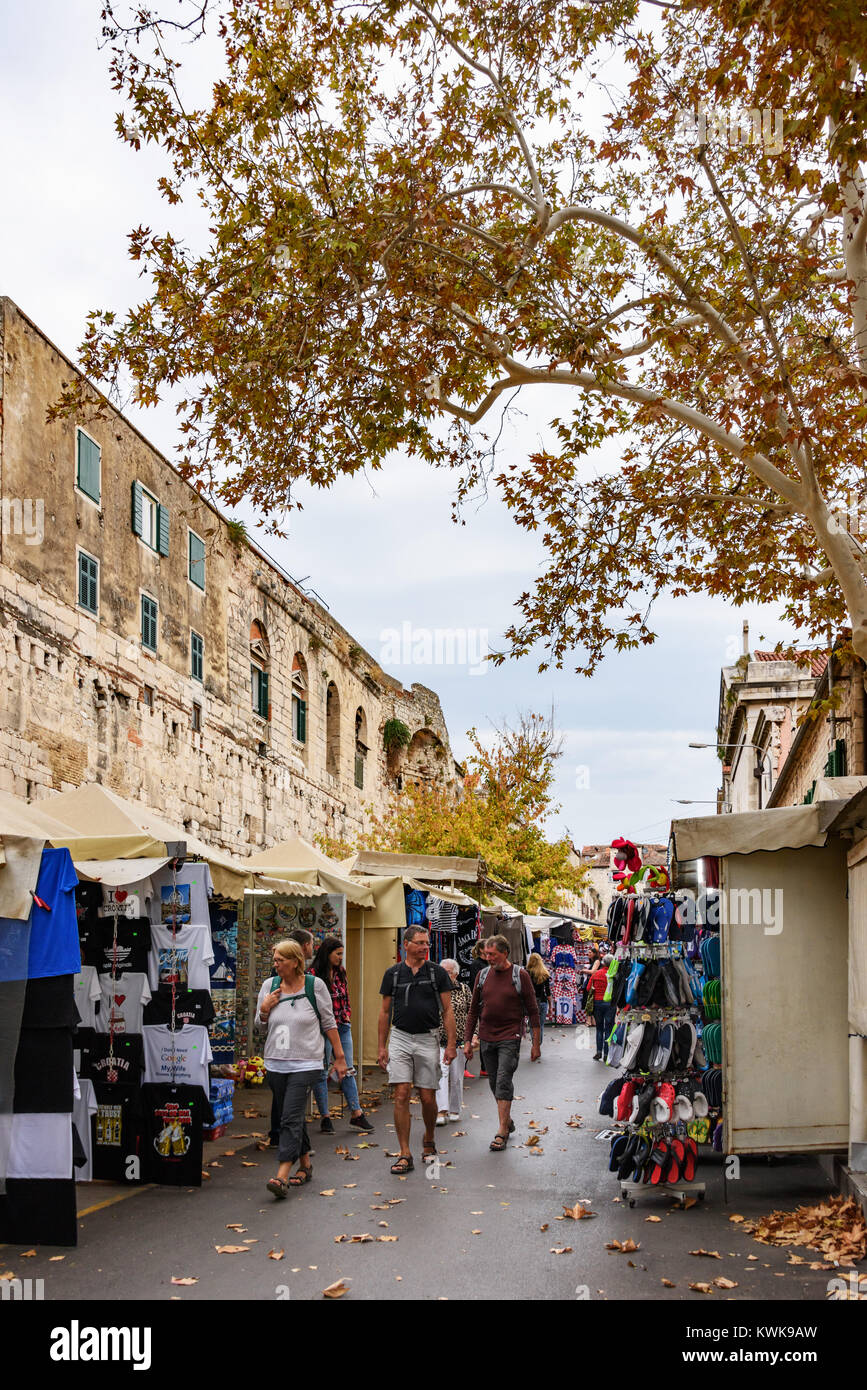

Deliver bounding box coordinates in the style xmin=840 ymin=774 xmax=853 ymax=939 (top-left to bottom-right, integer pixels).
xmin=689 ymin=740 xmax=774 ymax=809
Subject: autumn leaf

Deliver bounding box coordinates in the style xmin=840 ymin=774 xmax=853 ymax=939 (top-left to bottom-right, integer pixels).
xmin=268 ymin=1250 xmax=285 ymax=1260
xmin=661 ymin=1278 xmax=676 ymax=1287
xmin=240 ymin=1161 xmax=258 ymax=1168
xmin=215 ymin=1246 xmax=249 ymax=1254
xmin=350 ymin=1233 xmax=374 ymax=1243
xmin=714 ymin=1277 xmax=738 ymax=1289
xmin=645 ymin=1216 xmax=662 ymax=1223
xmin=689 ymin=1249 xmax=722 ymax=1259
xmin=226 ymin=1224 xmax=247 ymax=1232
xmin=689 ymin=1282 xmax=713 ymax=1294
xmin=550 ymin=1247 xmax=573 ymax=1255
xmin=322 ymin=1279 xmax=350 ymax=1299
xmin=540 ymin=1224 xmax=549 ymax=1232
xmin=320 ymin=1190 xmax=336 ymax=1197
xmin=377 ymin=1235 xmax=399 ymax=1242
xmin=171 ymin=1277 xmax=199 ymax=1285
xmin=19 ymin=1251 xmax=36 ymax=1258
xmin=563 ymin=1204 xmax=596 ymax=1221
xmin=48 ymin=1255 xmax=65 ymax=1262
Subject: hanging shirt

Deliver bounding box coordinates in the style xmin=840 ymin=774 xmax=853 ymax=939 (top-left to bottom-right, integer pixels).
xmin=140 ymin=1083 xmax=213 ymax=1187
xmin=149 ymin=863 xmax=214 ymax=928
xmin=0 ymin=847 xmax=80 ymax=982
xmin=71 ymin=1076 xmax=98 ymax=1181
xmin=95 ymin=972 xmax=152 ymax=1035
xmin=13 ymin=1029 xmax=74 ymax=1113
xmin=142 ymin=1023 xmax=213 ymax=1089
xmin=73 ymin=966 xmax=102 ymax=1030
xmin=92 ymin=1083 xmax=143 ymax=1182
xmin=143 ymin=988 xmax=215 ymax=1030
xmin=148 ymin=924 xmax=214 ymax=992
xmin=21 ymin=974 xmax=76 ymax=1031
xmin=83 ymin=918 xmax=152 ymax=977
xmin=85 ymin=1033 xmax=145 ymax=1088
xmin=7 ymin=1112 xmax=73 ymax=1180
xmin=100 ymin=879 xmax=155 ymax=920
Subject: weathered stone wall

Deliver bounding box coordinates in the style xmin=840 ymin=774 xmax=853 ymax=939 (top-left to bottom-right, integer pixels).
xmin=0 ymin=298 xmax=457 ymax=849
xmin=772 ymin=665 xmax=866 ymax=806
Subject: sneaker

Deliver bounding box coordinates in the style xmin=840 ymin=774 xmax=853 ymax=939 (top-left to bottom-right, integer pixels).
xmin=435 ymin=1114 xmax=448 ymax=1126
xmin=463 ymin=1070 xmax=473 ymax=1079
xmin=593 ymin=1052 xmax=602 ymax=1060
xmin=349 ymin=1113 xmax=374 ymax=1132
xmin=448 ymin=1113 xmax=461 ymax=1121
xmin=320 ymin=1117 xmax=335 ymax=1134
xmin=479 ymin=1070 xmax=488 ymax=1077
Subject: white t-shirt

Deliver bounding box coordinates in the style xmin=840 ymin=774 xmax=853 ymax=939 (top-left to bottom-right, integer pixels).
xmin=143 ymin=1023 xmax=213 ymax=1089
xmin=148 ymin=924 xmax=214 ymax=992
xmin=95 ymin=972 xmax=152 ymax=1035
xmin=149 ymin=863 xmax=214 ymax=928
xmin=73 ymin=965 xmax=102 ymax=1030
xmin=101 ymin=879 xmax=154 ymax=919
xmin=7 ymin=1112 xmax=73 ymax=1181
xmin=72 ymin=1076 xmax=98 ymax=1181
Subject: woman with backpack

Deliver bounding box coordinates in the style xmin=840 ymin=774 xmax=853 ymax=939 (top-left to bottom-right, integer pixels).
xmin=256 ymin=938 xmax=348 ymax=1197
xmin=310 ymin=935 xmax=374 ymax=1134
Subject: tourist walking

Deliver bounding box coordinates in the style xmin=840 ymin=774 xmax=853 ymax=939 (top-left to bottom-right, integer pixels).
xmin=257 ymin=939 xmax=348 ymax=1197
xmin=310 ymin=935 xmax=373 ymax=1134
xmin=589 ymin=954 xmax=614 ymax=1060
xmin=464 ymin=935 xmax=540 ymax=1151
xmin=268 ymin=927 xmax=315 ymax=1146
xmin=436 ymin=958 xmax=472 ymax=1124
xmin=377 ymin=927 xmax=456 ymax=1174
xmin=526 ymin=952 xmax=551 ymax=1043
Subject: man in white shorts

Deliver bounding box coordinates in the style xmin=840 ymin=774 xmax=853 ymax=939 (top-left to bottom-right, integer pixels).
xmin=378 ymin=926 xmax=456 ymax=1174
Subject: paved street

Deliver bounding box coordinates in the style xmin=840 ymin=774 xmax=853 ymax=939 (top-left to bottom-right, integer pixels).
xmin=4 ymin=1028 xmax=841 ymax=1302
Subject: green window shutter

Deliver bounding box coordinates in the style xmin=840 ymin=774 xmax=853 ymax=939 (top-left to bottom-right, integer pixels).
xmin=191 ymin=631 xmax=203 ymax=682
xmin=157 ymin=504 xmax=170 ymax=556
xmin=141 ymin=595 xmax=158 ymax=651
xmin=261 ymin=669 xmax=270 ymax=719
xmin=131 ymin=480 xmax=143 ymax=537
xmin=77 ymin=432 xmax=100 ymax=503
xmin=297 ymin=698 xmax=306 ymax=743
xmin=78 ymin=553 xmax=98 ymax=614
xmin=188 ymin=532 xmax=205 ymax=588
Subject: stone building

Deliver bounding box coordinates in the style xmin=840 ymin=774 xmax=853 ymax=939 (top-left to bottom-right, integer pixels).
xmin=716 ymin=622 xmax=865 ymax=811
xmin=0 ymin=298 xmax=458 ymax=850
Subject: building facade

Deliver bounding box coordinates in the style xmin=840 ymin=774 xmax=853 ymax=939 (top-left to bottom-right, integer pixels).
xmin=0 ymin=298 xmax=458 ymax=850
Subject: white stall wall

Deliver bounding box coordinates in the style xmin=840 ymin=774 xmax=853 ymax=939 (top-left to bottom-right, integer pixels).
xmin=722 ymin=843 xmax=849 ymax=1153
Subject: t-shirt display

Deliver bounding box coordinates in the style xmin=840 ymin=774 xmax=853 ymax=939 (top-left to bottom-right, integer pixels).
xmin=84 ymin=918 xmax=152 ymax=977
xmin=14 ymin=1030 xmax=75 ymax=1113
xmin=142 ymin=1023 xmax=212 ymax=1089
xmin=91 ymin=1083 xmax=143 ymax=1183
xmin=101 ymin=880 xmax=154 ymax=919
xmin=0 ymin=848 xmax=81 ymax=981
xmin=148 ymin=923 xmax=214 ymax=992
xmin=85 ymin=1033 xmax=145 ymax=1088
xmin=95 ymin=973 xmax=152 ymax=1034
xmin=143 ymin=988 xmax=214 ymax=1030
xmin=72 ymin=966 xmax=102 ymax=1030
xmin=149 ymin=863 xmax=214 ymax=927
xmin=140 ymin=1083 xmax=213 ymax=1187
xmin=22 ymin=974 xmax=77 ymax=1030
xmin=380 ymin=960 xmax=453 ymax=1033
xmin=71 ymin=1077 xmax=98 ymax=1181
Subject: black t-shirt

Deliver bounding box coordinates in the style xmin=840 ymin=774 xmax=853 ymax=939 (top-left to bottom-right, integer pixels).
xmin=83 ymin=918 xmax=152 ymax=976
xmin=140 ymin=1083 xmax=213 ymax=1187
xmin=13 ymin=1029 xmax=74 ymax=1113
xmin=380 ymin=960 xmax=452 ymax=1034
xmin=84 ymin=1032 xmax=144 ymax=1087
xmin=143 ymin=989 xmax=215 ymax=1029
xmin=92 ymin=1082 xmax=143 ymax=1183
xmin=21 ymin=974 xmax=76 ymax=1030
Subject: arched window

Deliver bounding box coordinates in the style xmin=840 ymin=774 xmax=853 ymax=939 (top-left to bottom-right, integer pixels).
xmin=354 ymin=707 xmax=368 ymax=789
xmin=291 ymin=653 xmax=308 ymax=745
xmin=250 ymin=620 xmax=270 ymax=720
xmin=325 ymin=681 xmax=340 ymax=777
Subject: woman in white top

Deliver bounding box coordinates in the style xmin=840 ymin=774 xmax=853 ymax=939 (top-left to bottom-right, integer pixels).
xmin=256 ymin=939 xmax=347 ymax=1197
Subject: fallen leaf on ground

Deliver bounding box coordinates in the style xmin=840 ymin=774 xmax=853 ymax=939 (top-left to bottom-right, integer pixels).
xmin=528 ymin=1149 xmax=543 ymax=1157
xmin=451 ymin=1131 xmax=467 ymax=1137
xmin=742 ymin=1196 xmax=867 ymax=1265
xmin=370 ymin=1204 xmax=389 ymax=1210
xmin=540 ymin=1224 xmax=549 ymax=1232
xmin=48 ymin=1255 xmax=65 ymax=1262
xmin=550 ymin=1247 xmax=573 ymax=1255
xmin=243 ymin=1109 xmax=263 ymax=1119
xmin=344 ymin=1183 xmax=357 ymax=1189
xmin=323 ymin=1279 xmax=350 ymax=1299
xmin=242 ymin=1239 xmax=258 ymax=1244
xmin=563 ymin=1203 xmax=595 ymax=1221
xmin=714 ymin=1277 xmax=738 ymax=1289
xmin=661 ymin=1278 xmax=676 ymax=1287
xmin=377 ymin=1235 xmax=398 ymax=1242
xmin=19 ymin=1251 xmax=36 ymax=1258
xmin=241 ymin=1161 xmax=258 ymax=1168
xmin=684 ymin=1198 xmax=698 ymax=1209
xmin=268 ymin=1250 xmax=284 ymax=1260
xmin=689 ymin=1249 xmax=722 ymax=1259
xmin=747 ymin=1255 xmax=758 ymax=1261
xmin=171 ymin=1277 xmax=198 ymax=1285
xmin=471 ymin=1230 xmax=482 ymax=1235
xmin=226 ymin=1224 xmax=247 ymax=1232
xmin=387 ymin=1198 xmax=406 ymax=1205
xmin=729 ymin=1214 xmax=745 ymax=1224
xmin=525 ymin=1135 xmax=541 ymax=1147
xmin=334 ymin=1234 xmax=348 ymax=1243
xmin=320 ymin=1190 xmax=336 ymax=1197
xmin=221 ymin=1150 xmax=236 ymax=1157
xmin=208 ymin=1161 xmax=222 ymax=1169
xmin=689 ymin=1282 xmax=713 ymax=1293
xmin=215 ymin=1245 xmax=249 ymax=1254
xmin=201 ymin=1169 xmax=212 ymax=1177
xmin=645 ymin=1216 xmax=662 ymax=1223
xmin=0 ymin=1272 xmax=14 ymax=1281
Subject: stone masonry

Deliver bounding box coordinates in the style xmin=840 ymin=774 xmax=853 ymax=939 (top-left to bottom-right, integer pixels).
xmin=0 ymin=298 xmax=458 ymax=849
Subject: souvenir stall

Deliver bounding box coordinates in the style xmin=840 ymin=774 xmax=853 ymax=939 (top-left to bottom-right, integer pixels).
xmin=404 ymin=880 xmax=481 ymax=980
xmin=536 ymin=912 xmax=595 ymax=1025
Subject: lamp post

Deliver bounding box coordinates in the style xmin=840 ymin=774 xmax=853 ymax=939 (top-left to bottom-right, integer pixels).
xmin=689 ymin=740 xmax=774 ymax=810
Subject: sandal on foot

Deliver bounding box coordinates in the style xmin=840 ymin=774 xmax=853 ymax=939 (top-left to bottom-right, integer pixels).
xmin=266 ymin=1177 xmax=288 ymax=1199
xmin=490 ymin=1132 xmax=510 ymax=1151
xmin=390 ymin=1154 xmax=414 ymax=1174
xmin=421 ymin=1142 xmax=438 ymax=1163
xmin=288 ymin=1166 xmax=313 ymax=1186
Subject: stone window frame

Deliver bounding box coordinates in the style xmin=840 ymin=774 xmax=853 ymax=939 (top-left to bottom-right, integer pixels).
xmin=76 ymin=546 xmax=99 ymax=616
xmin=191 ymin=628 xmax=204 ymax=683
xmin=290 ymin=652 xmax=308 ymax=748
xmin=75 ymin=427 xmax=101 ymax=508
xmin=140 ymin=590 xmax=159 ymax=653
xmin=188 ymin=527 xmax=206 ymax=592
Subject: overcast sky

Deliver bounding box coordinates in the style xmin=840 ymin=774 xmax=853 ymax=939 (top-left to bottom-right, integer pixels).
xmin=0 ymin=2 xmax=801 ymax=849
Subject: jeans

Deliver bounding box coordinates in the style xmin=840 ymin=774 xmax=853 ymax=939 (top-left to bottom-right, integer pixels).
xmin=267 ymin=1068 xmax=324 ymax=1164
xmin=535 ymin=996 xmax=546 ymax=1043
xmin=480 ymin=1040 xmax=521 ymax=1101
xmin=436 ymin=1047 xmax=465 ymax=1114
xmin=594 ymin=1001 xmax=613 ymax=1058
xmin=312 ymin=1022 xmax=361 ymax=1116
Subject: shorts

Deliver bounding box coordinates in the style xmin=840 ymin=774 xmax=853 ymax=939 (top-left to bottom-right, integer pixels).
xmin=480 ymin=1039 xmax=521 ymax=1101
xmin=387 ymin=1027 xmax=441 ymax=1091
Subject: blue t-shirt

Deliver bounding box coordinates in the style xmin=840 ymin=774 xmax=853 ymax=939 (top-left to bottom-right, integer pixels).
xmin=0 ymin=847 xmax=80 ymax=982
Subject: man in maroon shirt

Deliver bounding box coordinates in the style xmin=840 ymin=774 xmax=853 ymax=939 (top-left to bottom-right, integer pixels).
xmin=464 ymin=935 xmax=540 ymax=1150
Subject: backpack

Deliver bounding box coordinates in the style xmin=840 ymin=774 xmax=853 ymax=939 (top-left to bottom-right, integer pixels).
xmin=389 ymin=962 xmax=444 ymax=1028
xmin=268 ymin=973 xmax=326 ymax=1035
